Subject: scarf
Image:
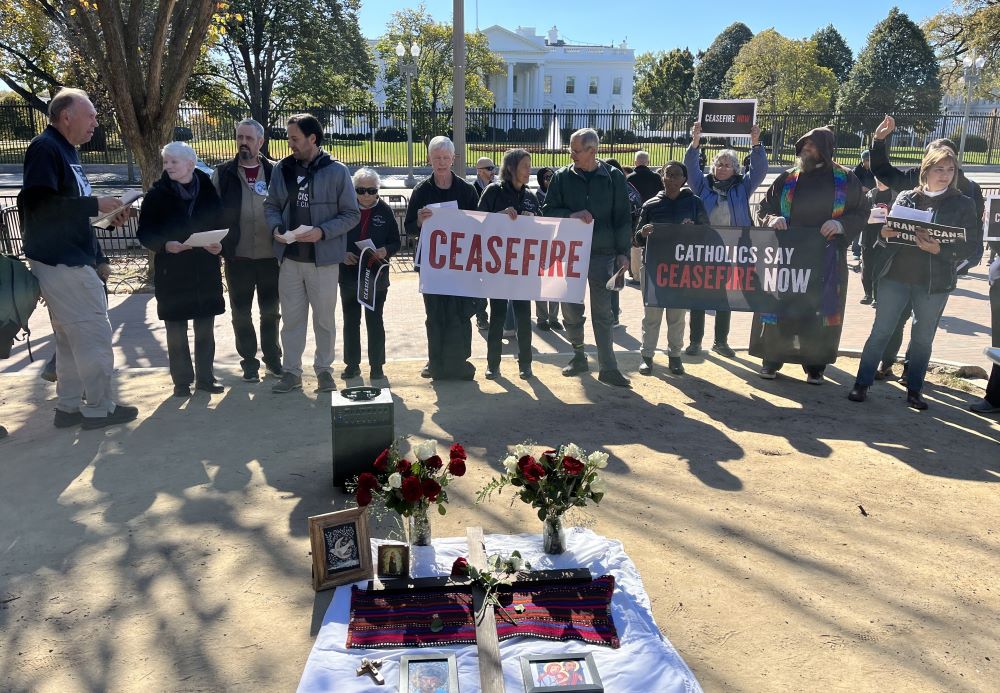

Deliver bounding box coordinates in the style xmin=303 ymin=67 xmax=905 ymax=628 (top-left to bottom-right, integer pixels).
xmin=172 ymin=175 xmax=200 ymax=218
xmin=710 ymin=174 xmax=740 ymax=200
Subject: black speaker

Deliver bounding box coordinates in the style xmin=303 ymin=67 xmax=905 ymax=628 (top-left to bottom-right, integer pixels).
xmin=331 ymin=386 xmax=394 ymax=487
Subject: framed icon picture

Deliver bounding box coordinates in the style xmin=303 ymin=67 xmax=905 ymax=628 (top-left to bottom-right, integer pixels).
xmin=399 ymin=653 xmax=459 ymax=693
xmin=308 ymin=506 xmax=372 ymax=591
xmin=520 ymin=653 xmax=603 ymax=692
xmin=377 ymin=543 xmax=410 ymax=579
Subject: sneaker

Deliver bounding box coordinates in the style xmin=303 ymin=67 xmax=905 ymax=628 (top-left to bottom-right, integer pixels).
xmin=341 ymin=364 xmax=361 ymax=379
xmin=81 ymin=404 xmax=139 ymax=430
xmin=598 ymin=369 xmax=631 ymax=387
xmin=485 ymin=366 xmax=500 ymax=380
xmin=519 ymin=366 xmax=533 ymax=379
xmin=370 ymin=366 xmax=385 ymax=380
xmin=54 ymin=408 xmax=83 ymax=428
xmin=272 ymin=372 xmax=302 ymax=393
xmin=420 ymin=363 xmax=433 ymax=378
xmin=906 ymin=390 xmax=928 ymax=410
xmin=638 ymin=356 xmax=653 ymax=376
xmin=476 ymin=316 xmax=489 ymax=331
xmin=536 ymin=319 xmax=551 ymax=331
xmin=759 ymin=366 xmax=778 ymax=380
xmin=548 ymin=319 xmax=563 ymax=330
xmin=612 ymin=316 xmax=622 ymax=328
xmin=685 ymin=342 xmax=701 ymax=356
xmin=969 ymin=399 xmax=1000 ymax=414
xmin=668 ymin=356 xmax=685 ymax=375
xmin=40 ymin=365 xmax=57 ymax=382
xmin=562 ymin=352 xmax=589 ymax=376
xmin=874 ymin=365 xmax=895 ymax=381
xmin=264 ymin=362 xmax=283 ymax=378
xmin=848 ymin=385 xmax=868 ymax=402
xmin=314 ymin=372 xmax=336 ymax=393
xmin=860 ymin=295 xmax=873 ymax=305
xmin=242 ymin=367 xmax=260 ymax=383
xmin=806 ymin=371 xmax=824 ymax=385
xmin=196 ymin=380 xmax=225 ymax=394
xmin=712 ymin=342 xmax=736 ymax=358
xmin=173 ymin=384 xmax=191 ymax=398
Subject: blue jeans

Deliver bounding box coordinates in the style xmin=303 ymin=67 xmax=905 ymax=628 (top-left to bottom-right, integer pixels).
xmin=855 ymin=278 xmax=949 ymax=392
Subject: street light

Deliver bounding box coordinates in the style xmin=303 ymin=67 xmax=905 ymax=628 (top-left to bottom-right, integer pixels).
xmin=958 ymin=50 xmax=987 ymax=164
xmin=396 ymin=41 xmax=421 ymax=187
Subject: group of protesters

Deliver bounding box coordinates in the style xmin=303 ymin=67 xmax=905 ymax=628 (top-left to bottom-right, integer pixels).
xmin=7 ymin=86 xmax=999 ymax=438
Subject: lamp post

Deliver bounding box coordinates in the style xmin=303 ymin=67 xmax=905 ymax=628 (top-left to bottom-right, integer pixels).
xmin=958 ymin=50 xmax=987 ymax=165
xmin=396 ymin=41 xmax=421 ymax=187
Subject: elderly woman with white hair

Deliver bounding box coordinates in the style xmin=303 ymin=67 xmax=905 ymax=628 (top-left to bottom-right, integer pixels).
xmin=338 ymin=168 xmax=400 ymax=381
xmin=684 ymin=122 xmax=767 ymax=358
xmin=138 ymin=141 xmax=226 ymax=397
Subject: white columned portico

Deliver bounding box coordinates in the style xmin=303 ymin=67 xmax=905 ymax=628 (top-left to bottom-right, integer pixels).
xmin=534 ymin=63 xmax=544 ymax=109
xmin=506 ymin=63 xmax=514 ymax=108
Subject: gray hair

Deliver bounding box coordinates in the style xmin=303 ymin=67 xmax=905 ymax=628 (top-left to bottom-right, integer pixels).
xmin=352 ymin=167 xmax=380 ymax=186
xmin=236 ymin=118 xmax=265 ymax=139
xmin=711 ymin=149 xmax=740 ymax=174
xmin=161 ymin=141 xmax=198 ymax=162
xmin=570 ymin=128 xmax=600 ymax=150
xmin=634 ymin=150 xmax=650 ymax=166
xmin=499 ymin=148 xmax=531 ymax=186
xmin=427 ymin=135 xmax=455 ymax=156
xmin=48 ymin=87 xmax=90 ymax=122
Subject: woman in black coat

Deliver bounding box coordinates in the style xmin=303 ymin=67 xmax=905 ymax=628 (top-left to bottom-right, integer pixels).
xmin=339 ymin=168 xmax=401 ymax=381
xmin=138 ymin=142 xmax=225 ymax=397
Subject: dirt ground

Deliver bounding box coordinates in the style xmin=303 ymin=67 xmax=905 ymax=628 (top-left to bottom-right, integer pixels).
xmin=1 ymin=353 xmax=998 ymax=692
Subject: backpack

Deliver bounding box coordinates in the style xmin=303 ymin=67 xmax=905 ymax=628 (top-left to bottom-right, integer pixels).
xmin=0 ymin=254 xmax=40 ymax=359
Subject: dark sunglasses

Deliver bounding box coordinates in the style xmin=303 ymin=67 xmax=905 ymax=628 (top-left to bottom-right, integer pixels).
xmin=478 ymin=166 xmax=495 ymax=172
xmin=356 ymin=187 xmax=379 ymax=195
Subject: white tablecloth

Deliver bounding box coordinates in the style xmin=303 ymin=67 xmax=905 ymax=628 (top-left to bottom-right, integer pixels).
xmin=297 ymin=527 xmax=702 ymax=693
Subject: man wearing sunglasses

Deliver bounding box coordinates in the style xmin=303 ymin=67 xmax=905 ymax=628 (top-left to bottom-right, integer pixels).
xmin=473 ymin=157 xmax=497 ymax=198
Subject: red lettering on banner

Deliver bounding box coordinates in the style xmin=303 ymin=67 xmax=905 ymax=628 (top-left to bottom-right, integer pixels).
xmin=504 ymin=237 xmax=522 ymax=275
xmin=679 ymin=265 xmax=691 ymax=288
xmin=522 ymin=238 xmax=539 ymax=276
xmin=485 ymin=235 xmax=503 ymax=273
xmin=566 ymin=241 xmax=583 ymax=278
xmin=466 ymin=234 xmax=484 ymax=272
xmin=429 ymin=230 xmax=447 ymax=269
xmin=448 ymin=232 xmax=465 ymax=270
xmin=654 ymin=262 xmax=758 ymax=290
xmin=537 ymin=239 xmax=549 ymax=275
xmin=548 ymin=241 xmax=566 ymax=277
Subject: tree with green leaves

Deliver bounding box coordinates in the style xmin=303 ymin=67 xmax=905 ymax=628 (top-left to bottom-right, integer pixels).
xmin=633 ymin=48 xmax=696 ymax=123
xmin=836 ymin=8 xmax=942 ymax=134
xmin=924 ymin=0 xmax=999 ymax=97
xmin=693 ymin=22 xmax=753 ymax=101
xmin=725 ymin=30 xmax=839 ymax=113
xmin=811 ymin=25 xmax=854 ymax=84
xmin=375 ymin=6 xmax=503 ymax=112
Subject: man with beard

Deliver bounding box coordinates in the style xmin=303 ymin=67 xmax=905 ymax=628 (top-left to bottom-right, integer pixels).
xmin=212 ymin=118 xmax=282 ymax=383
xmin=265 ymin=113 xmax=360 ymax=394
xmin=752 ymin=127 xmax=866 ymax=383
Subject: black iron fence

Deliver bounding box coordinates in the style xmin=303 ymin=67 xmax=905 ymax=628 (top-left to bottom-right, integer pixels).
xmin=4 ymin=104 xmax=1000 ymax=171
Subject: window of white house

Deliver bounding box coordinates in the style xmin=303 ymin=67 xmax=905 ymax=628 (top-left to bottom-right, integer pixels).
xmin=612 ymin=77 xmax=622 ymax=95
xmin=589 ymin=77 xmax=598 ymax=95
xmin=544 ymin=75 xmax=552 ymax=94
xmin=566 ymin=76 xmax=575 ymax=94
xmin=513 ymin=75 xmax=518 ymax=93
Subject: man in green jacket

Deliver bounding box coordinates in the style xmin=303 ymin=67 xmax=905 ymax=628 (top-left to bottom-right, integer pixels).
xmin=542 ymin=128 xmax=632 ymax=387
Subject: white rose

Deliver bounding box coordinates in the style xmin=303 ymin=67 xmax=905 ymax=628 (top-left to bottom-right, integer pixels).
xmin=503 ymin=455 xmax=518 ymax=473
xmin=508 ymin=554 xmax=524 ymax=571
xmin=513 ymin=444 xmax=531 ymax=459
xmin=564 ymin=443 xmax=584 ymax=460
xmin=588 ymin=451 xmax=609 ymax=468
xmin=589 ymin=477 xmax=607 ymax=494
xmin=413 ymin=440 xmax=436 ymax=460
xmin=388 ymin=472 xmax=402 ymax=489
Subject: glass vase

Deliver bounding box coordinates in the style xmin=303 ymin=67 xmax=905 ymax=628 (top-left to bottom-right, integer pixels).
xmin=542 ymin=511 xmax=566 ymax=554
xmin=407 ymin=504 xmax=432 ymax=546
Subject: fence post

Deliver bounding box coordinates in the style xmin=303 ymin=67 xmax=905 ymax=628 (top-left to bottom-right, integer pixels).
xmin=127 ymin=147 xmax=136 ymax=184
xmin=987 ymin=111 xmax=998 ymax=166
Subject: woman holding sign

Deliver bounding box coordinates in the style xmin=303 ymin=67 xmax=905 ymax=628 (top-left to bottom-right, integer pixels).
xmin=685 ymin=122 xmax=767 ymax=358
xmin=848 ymin=147 xmax=977 ymax=410
xmin=478 ymin=148 xmax=541 ymax=379
xmin=137 ymin=142 xmax=225 ymax=397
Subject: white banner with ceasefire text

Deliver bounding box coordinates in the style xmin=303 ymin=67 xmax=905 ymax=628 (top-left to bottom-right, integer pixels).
xmin=416 ymin=208 xmax=593 ymax=303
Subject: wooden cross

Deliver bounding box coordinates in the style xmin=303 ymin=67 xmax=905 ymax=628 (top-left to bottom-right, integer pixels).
xmin=355 ymin=657 xmax=384 ymax=685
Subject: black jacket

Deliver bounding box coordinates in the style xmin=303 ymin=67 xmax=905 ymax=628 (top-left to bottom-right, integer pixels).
xmin=137 ymin=170 xmax=226 ymax=321
xmin=626 ymin=165 xmax=664 ymax=203
xmin=214 ymin=155 xmax=274 ymax=258
xmin=876 ymin=187 xmax=977 ymax=294
xmin=339 ymin=198 xmax=401 ymax=287
xmin=476 ymin=181 xmax=541 ymax=215
xmin=403 ymin=173 xmax=480 ymax=238
xmin=633 ymin=189 xmax=710 ymax=247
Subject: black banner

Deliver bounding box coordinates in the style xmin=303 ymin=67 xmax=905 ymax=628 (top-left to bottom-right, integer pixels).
xmin=357 ymin=247 xmax=389 ymax=311
xmin=643 ymin=224 xmax=833 ymax=315
xmin=697 ymin=99 xmax=757 ymax=138
xmin=885 ymin=216 xmax=966 ymax=246
xmin=983 ymin=196 xmax=1000 ymax=242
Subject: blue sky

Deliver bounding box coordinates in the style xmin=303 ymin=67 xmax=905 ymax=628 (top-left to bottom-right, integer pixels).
xmin=358 ymin=1 xmax=951 ymax=56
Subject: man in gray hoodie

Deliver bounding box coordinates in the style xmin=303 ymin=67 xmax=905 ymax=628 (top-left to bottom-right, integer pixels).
xmin=264 ymin=113 xmax=360 ymax=394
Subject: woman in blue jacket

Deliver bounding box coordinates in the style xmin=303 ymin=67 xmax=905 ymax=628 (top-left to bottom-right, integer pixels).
xmin=684 ymin=123 xmax=767 ymax=358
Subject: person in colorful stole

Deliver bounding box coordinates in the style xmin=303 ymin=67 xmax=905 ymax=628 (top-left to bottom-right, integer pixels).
xmin=751 ymin=127 xmax=866 ymax=383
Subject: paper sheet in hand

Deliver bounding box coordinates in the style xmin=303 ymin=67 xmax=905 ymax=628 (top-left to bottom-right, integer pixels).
xmin=867 ymin=206 xmax=887 ymax=224
xmin=184 ymin=229 xmax=228 ymax=247
xmin=276 ymin=224 xmax=314 ymax=244
xmin=92 ymin=190 xmax=144 ymax=229
xmin=427 ymin=201 xmax=459 ymax=209
xmin=888 ymin=204 xmax=933 ymax=223
xmin=355 ymin=239 xmax=377 ymax=253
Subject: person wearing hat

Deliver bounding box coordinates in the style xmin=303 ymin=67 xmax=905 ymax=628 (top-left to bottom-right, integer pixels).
xmin=752 ymin=126 xmax=866 ymax=384
xmin=853 ymin=150 xmax=876 ymax=192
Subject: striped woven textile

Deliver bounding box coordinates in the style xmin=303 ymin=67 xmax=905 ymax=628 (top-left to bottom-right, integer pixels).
xmin=347 ymin=575 xmax=619 ymax=649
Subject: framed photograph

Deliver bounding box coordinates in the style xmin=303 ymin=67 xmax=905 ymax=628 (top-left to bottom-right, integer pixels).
xmin=520 ymin=653 xmax=603 ymax=692
xmin=308 ymin=506 xmax=372 ymax=591
xmin=377 ymin=543 xmax=410 ymax=579
xmin=399 ymin=653 xmax=459 ymax=693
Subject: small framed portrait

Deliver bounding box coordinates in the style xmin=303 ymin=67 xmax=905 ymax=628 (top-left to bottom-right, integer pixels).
xmin=377 ymin=543 xmax=410 ymax=579
xmin=520 ymin=653 xmax=603 ymax=692
xmin=308 ymin=506 xmax=372 ymax=591
xmin=399 ymin=653 xmax=459 ymax=693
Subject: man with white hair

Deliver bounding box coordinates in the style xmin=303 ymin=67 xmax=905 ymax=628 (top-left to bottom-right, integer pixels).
xmin=212 ymin=118 xmax=281 ymax=383
xmin=404 ymin=136 xmax=480 ymax=380
xmin=626 ymin=150 xmax=663 ymax=284
xmin=19 ymin=87 xmax=138 ymax=430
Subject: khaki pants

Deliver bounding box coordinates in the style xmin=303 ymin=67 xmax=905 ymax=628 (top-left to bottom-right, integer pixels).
xmin=30 ymin=262 xmax=116 ymax=418
xmin=638 ymin=262 xmax=686 ymax=358
xmin=278 ymin=260 xmax=338 ymax=377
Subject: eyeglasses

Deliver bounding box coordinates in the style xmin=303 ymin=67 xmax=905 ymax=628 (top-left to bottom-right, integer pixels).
xmin=356 ymin=187 xmax=379 ymax=195
xmin=478 ymin=166 xmax=495 ymax=172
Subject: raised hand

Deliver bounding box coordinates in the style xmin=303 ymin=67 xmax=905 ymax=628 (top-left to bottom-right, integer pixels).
xmin=873 ymin=115 xmax=896 ymax=141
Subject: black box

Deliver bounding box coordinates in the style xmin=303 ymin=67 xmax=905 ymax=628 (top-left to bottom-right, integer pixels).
xmin=330 ymin=387 xmax=394 ymax=487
